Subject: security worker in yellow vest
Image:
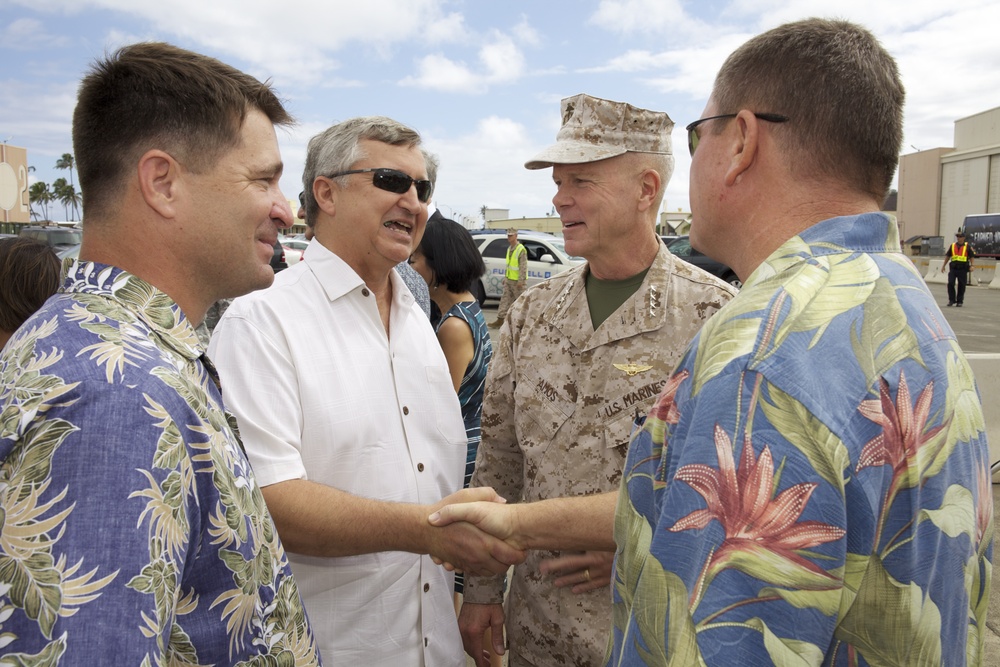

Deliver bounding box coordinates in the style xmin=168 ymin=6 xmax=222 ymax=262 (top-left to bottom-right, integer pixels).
xmin=940 ymin=228 xmax=975 ymax=307
xmin=490 ymin=228 xmax=527 ymax=328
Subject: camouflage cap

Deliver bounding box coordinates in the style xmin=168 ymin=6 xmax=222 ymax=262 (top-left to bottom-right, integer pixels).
xmin=525 ymin=93 xmax=674 ymax=170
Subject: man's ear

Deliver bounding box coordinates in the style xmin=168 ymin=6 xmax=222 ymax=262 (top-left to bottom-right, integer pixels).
xmin=313 ymin=177 xmax=337 ymax=217
xmin=136 ymin=149 xmax=182 ymax=219
xmin=724 ymin=110 xmax=759 ymax=186
xmin=636 ymin=168 xmax=662 ymax=213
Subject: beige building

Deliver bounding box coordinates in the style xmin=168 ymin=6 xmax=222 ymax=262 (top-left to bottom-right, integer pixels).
xmin=485 ymin=207 xmax=693 ymax=237
xmin=0 ymin=144 xmax=31 ymax=233
xmin=659 ymin=209 xmax=691 ymax=235
xmin=898 ymin=105 xmax=1000 ymax=247
xmin=485 ymin=215 xmax=562 ymax=235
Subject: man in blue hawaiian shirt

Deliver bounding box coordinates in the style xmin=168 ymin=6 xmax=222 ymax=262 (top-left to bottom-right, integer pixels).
xmin=431 ymin=18 xmax=993 ymax=667
xmin=607 ymin=18 xmax=992 ymax=666
xmin=0 ymin=43 xmax=321 ymax=664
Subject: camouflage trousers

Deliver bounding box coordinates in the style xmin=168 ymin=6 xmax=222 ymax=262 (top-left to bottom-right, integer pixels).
xmin=497 ymin=279 xmax=526 ymax=319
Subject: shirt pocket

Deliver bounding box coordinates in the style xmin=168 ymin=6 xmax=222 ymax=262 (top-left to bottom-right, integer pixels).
xmin=425 ymin=364 xmax=468 ymax=447
xmin=513 ymin=363 xmax=576 ymax=459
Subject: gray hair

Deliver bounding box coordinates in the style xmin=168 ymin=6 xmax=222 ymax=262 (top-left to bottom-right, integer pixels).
xmin=423 ymin=149 xmax=440 ymax=192
xmin=621 ymin=151 xmax=674 ymax=213
xmin=302 ymin=116 xmax=424 ymax=221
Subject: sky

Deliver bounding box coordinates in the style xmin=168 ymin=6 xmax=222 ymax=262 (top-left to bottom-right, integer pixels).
xmin=3 ymin=0 xmax=1000 ymax=226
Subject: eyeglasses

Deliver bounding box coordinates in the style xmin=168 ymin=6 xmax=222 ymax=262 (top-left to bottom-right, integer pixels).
xmin=685 ymin=112 xmax=789 ymax=156
xmin=325 ymin=168 xmax=433 ymax=203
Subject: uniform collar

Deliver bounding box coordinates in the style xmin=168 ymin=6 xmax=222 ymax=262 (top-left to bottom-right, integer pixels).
xmin=545 ymin=244 xmax=672 ymax=351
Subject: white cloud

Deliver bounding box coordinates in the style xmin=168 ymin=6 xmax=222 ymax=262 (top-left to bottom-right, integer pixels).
xmin=1 ymin=17 xmax=73 ymax=49
xmin=422 ymin=12 xmax=471 ymax=44
xmin=588 ymin=0 xmax=709 ymax=37
xmin=8 ymin=0 xmax=463 ymax=87
xmin=479 ymin=34 xmax=525 ymax=83
xmin=512 ymin=15 xmax=541 ymax=46
xmin=0 ymin=79 xmax=77 ymax=159
xmin=402 ymin=54 xmax=484 ymax=93
xmin=400 ymin=31 xmax=527 ymax=93
xmin=423 ymin=116 xmax=556 ymax=219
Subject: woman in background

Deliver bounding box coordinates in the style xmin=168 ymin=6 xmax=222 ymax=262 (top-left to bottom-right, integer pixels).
xmin=410 ymin=216 xmax=492 ymax=490
xmin=0 ymin=236 xmax=61 ymax=350
xmin=411 ymin=215 xmax=501 ymax=667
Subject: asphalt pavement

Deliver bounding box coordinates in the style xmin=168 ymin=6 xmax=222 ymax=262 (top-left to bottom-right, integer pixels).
xmin=927 ymin=282 xmax=999 ymax=354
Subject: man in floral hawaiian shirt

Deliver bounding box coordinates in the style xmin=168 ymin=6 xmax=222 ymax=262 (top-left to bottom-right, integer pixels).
xmin=431 ymin=18 xmax=993 ymax=667
xmin=0 ymin=43 xmax=321 ymax=664
xmin=608 ymin=18 xmax=993 ymax=666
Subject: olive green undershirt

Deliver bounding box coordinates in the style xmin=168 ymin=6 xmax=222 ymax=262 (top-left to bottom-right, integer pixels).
xmin=585 ymin=267 xmax=650 ymax=330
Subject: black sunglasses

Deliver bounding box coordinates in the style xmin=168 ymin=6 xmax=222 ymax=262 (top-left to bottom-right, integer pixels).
xmin=326 ymin=168 xmax=433 ymax=203
xmin=685 ymin=112 xmax=789 ymax=156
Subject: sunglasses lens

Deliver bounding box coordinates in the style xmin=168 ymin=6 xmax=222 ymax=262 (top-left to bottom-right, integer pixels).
xmin=371 ymin=169 xmax=432 ymax=203
xmin=414 ymin=181 xmax=432 ymax=203
xmin=373 ymin=170 xmax=411 ymax=195
xmin=688 ymin=129 xmax=699 ymax=156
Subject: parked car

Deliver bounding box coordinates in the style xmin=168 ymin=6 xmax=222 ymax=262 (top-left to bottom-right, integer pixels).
xmin=270 ymin=239 xmax=287 ymax=272
xmin=280 ymin=238 xmax=308 ymax=265
xmin=57 ymin=244 xmax=80 ymax=260
xmin=18 ymin=225 xmax=82 ymax=256
xmin=470 ymin=230 xmax=585 ymax=304
xmin=662 ymin=235 xmax=741 ymax=288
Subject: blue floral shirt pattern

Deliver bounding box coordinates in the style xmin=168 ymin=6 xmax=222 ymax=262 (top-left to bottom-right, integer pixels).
xmin=0 ymin=262 xmax=320 ymax=665
xmin=609 ymin=214 xmax=993 ymax=666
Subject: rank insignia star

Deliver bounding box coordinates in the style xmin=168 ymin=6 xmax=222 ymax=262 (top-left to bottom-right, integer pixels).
xmin=613 ymin=362 xmax=653 ymax=377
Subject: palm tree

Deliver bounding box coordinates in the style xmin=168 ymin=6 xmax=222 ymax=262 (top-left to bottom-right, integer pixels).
xmin=55 ymin=154 xmax=81 ymax=220
xmin=65 ymin=186 xmax=82 ymax=222
xmin=51 ymin=177 xmax=82 ymax=222
xmin=52 ymin=178 xmax=70 ymax=220
xmin=55 ymin=153 xmax=76 ymax=188
xmin=28 ymin=181 xmax=54 ymax=221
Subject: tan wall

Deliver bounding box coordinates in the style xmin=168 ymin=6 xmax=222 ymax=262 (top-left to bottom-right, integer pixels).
xmin=486 ymin=216 xmax=563 ymax=235
xmin=0 ymin=144 xmax=31 ymax=224
xmin=954 ymin=106 xmax=1000 ymax=151
xmin=941 ymin=156 xmax=992 ymax=237
xmin=659 ymin=209 xmax=691 ymax=234
xmin=898 ymin=148 xmax=950 ymax=240
xmin=990 ymin=155 xmax=1000 ymax=212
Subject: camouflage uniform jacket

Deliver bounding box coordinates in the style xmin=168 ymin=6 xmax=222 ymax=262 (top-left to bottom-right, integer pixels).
xmin=466 ymin=244 xmax=736 ymax=666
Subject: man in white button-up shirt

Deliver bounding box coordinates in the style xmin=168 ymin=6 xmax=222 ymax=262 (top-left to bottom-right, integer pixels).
xmin=209 ymin=116 xmax=523 ymax=666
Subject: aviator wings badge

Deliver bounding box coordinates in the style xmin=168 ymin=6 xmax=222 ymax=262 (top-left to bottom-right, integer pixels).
xmin=613 ymin=362 xmax=653 ymax=377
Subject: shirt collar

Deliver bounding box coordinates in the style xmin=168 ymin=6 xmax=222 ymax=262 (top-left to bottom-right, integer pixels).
xmin=746 ymin=212 xmax=900 ymax=287
xmin=64 ymin=260 xmax=203 ymax=360
xmin=301 ymin=240 xmax=416 ymax=311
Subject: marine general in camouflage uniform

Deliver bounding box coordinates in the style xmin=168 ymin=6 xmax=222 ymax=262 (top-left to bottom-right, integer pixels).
xmin=459 ymin=94 xmax=737 ymax=667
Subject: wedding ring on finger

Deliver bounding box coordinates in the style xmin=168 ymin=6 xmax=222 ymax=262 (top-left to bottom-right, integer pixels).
xmin=583 ymin=568 xmax=591 ymax=582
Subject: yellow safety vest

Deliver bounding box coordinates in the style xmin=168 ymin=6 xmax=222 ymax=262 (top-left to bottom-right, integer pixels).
xmin=506 ymin=243 xmax=526 ymax=279
xmin=949 ymin=243 xmax=970 ymax=264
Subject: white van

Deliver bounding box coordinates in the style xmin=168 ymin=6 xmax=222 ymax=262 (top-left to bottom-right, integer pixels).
xmin=469 ymin=230 xmax=585 ymax=303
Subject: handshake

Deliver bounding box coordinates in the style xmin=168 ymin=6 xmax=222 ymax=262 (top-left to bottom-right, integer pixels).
xmin=426 ymin=488 xmax=618 ymax=666
xmin=422 ymin=487 xmax=528 ymax=576
xmin=423 ymin=487 xmax=617 ymax=583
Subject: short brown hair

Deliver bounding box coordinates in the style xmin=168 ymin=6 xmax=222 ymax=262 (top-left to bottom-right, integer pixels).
xmin=73 ymin=42 xmax=292 ymax=218
xmin=712 ymin=18 xmax=904 ymax=201
xmin=0 ymin=237 xmax=61 ymax=333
